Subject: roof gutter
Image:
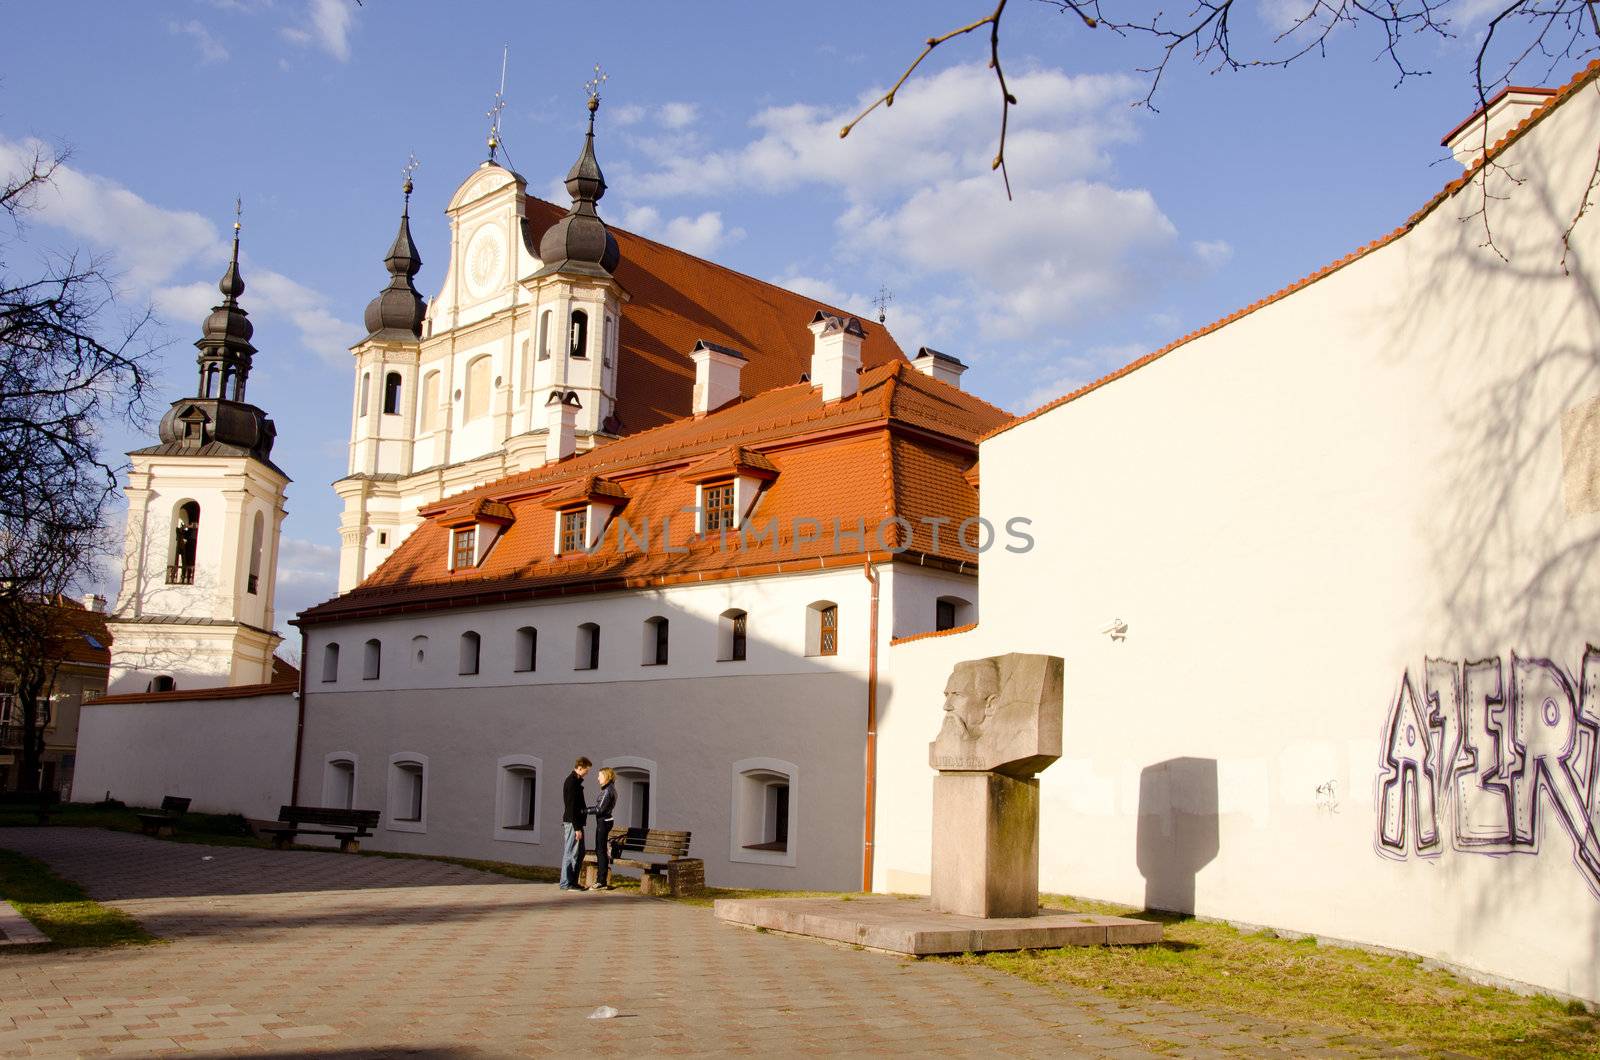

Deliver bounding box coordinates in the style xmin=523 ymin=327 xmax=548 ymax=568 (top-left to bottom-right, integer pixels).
xmin=861 ymin=557 xmax=880 ymax=892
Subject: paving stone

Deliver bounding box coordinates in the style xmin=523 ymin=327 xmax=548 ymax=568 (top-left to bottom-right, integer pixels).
xmin=0 ymin=827 xmax=1388 ymax=1058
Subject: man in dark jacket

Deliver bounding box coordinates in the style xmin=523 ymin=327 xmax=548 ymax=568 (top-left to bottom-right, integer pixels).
xmin=560 ymin=757 xmax=592 ymax=891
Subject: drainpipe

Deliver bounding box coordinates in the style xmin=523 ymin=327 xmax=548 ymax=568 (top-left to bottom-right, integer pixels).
xmin=861 ymin=558 xmax=880 ymax=892
xmin=290 ymin=626 xmax=307 ymax=805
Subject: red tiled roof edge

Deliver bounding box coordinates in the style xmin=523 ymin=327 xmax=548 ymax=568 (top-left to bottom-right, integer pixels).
xmin=983 ymin=59 xmax=1600 ymax=444
xmin=95 ymin=679 xmax=297 ymax=706
xmin=891 ymin=621 xmax=978 ymax=646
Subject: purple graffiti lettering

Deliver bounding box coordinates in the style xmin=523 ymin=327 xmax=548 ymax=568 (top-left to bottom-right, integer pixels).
xmin=1380 ymin=647 xmax=1600 ymax=900
xmin=1377 ymin=671 xmax=1441 ymax=857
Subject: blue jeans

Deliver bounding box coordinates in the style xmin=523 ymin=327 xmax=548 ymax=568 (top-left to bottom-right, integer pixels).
xmin=560 ymin=822 xmax=584 ymax=887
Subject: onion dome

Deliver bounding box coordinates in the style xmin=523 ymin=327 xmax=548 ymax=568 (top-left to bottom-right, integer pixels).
xmin=200 ymin=230 xmax=255 ymax=352
xmin=363 ymin=177 xmax=427 ymax=340
xmin=535 ymin=97 xmax=620 ymax=278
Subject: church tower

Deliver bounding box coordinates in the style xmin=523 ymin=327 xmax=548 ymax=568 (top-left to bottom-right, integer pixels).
xmin=106 ymin=218 xmax=290 ymax=695
xmin=526 ymin=92 xmax=626 ymax=439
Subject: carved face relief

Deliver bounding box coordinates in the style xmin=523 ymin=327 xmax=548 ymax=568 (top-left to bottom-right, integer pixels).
xmin=464 ymin=224 xmax=506 ymax=299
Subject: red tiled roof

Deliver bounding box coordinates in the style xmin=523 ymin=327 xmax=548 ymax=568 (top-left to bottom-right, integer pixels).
xmin=524 ymin=198 xmax=908 ymax=435
xmin=986 ymin=59 xmax=1600 ymax=443
xmin=299 ymin=363 xmax=1012 ymax=624
xmin=680 ymin=446 xmax=780 ymax=484
xmin=438 ymin=498 xmax=516 ymax=526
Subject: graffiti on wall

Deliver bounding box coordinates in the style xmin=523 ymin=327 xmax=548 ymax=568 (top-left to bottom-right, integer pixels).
xmin=1376 ymin=646 xmax=1600 ymax=897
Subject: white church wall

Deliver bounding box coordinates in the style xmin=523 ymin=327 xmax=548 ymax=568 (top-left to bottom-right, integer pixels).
xmin=874 ymin=83 xmax=1600 ymax=1003
xmin=72 ymin=693 xmax=296 ymax=819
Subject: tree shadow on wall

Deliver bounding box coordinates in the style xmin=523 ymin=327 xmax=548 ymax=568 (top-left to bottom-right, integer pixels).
xmin=1136 ymin=757 xmax=1219 ymax=916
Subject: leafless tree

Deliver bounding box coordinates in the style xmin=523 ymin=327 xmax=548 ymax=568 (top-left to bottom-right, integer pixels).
xmin=843 ymin=0 xmax=1600 ymax=250
xmin=0 ymin=142 xmax=156 ymax=791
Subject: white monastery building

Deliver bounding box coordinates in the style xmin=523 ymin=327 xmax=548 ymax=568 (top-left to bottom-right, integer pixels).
xmin=75 ymin=62 xmax=1600 ymax=1005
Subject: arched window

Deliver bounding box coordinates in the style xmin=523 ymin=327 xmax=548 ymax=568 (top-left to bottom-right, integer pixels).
xmin=719 ymin=609 xmax=748 ymax=662
xmin=806 ymin=601 xmax=838 ymax=657
xmin=363 ymin=638 xmax=381 ymax=680
xmin=515 ymin=626 xmax=537 ymax=672
xmin=383 ymin=372 xmax=403 ymax=415
xmin=323 ymin=754 xmax=356 ymax=810
xmin=642 ymin=616 xmax=669 ymax=666
xmin=147 ymin=675 xmax=176 ymax=693
xmin=464 ymin=355 xmax=491 ymax=421
xmin=569 ymin=309 xmax=589 ymax=358
xmin=935 ymin=595 xmax=973 ymax=632
xmin=605 ymin=757 xmax=656 ymax=830
xmin=731 ymin=758 xmax=798 ymax=867
xmin=495 ymin=754 xmax=543 ymax=843
xmin=321 ymin=642 xmax=340 ymax=683
xmin=459 ymin=631 xmax=481 ymax=676
xmin=169 ymin=501 xmax=200 ymax=585
xmin=419 ymin=371 xmax=440 ymax=432
xmin=538 ymin=310 xmax=552 ymax=361
xmin=387 ymin=753 xmax=427 ymax=832
xmin=576 ymin=622 xmax=600 ymax=671
xmin=248 ymin=511 xmax=265 ymax=595
xmin=359 ymin=371 xmax=371 ymax=417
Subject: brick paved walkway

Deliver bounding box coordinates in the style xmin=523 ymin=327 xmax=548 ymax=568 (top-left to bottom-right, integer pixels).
xmin=0 ymin=829 xmax=1404 ymax=1057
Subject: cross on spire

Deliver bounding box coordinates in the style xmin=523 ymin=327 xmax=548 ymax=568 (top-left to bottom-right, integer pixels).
xmin=233 ymin=195 xmax=242 ymax=234
xmin=402 ymin=152 xmax=419 ymax=200
xmin=585 ymin=62 xmax=608 ymax=119
xmin=486 ymin=45 xmax=508 ymax=162
xmin=872 ymin=283 xmax=894 ymax=324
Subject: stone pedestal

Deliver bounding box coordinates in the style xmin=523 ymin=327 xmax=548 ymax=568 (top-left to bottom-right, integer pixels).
xmin=931 ymin=772 xmax=1039 ymax=918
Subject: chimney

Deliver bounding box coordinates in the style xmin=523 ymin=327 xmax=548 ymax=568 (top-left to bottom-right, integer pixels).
xmin=808 ymin=312 xmax=864 ymax=403
xmin=909 ymin=347 xmax=967 ymax=389
xmin=81 ymin=593 xmax=106 ymax=613
xmin=690 ymin=340 xmax=746 ymax=415
xmin=1442 ymin=86 xmax=1556 ymax=168
xmin=545 ymin=389 xmax=581 ymax=462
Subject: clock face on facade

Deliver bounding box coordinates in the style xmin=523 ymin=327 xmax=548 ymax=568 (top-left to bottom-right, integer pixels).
xmin=464 ymin=224 xmax=506 ymax=299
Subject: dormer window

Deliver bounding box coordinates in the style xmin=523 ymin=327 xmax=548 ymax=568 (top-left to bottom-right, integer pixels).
xmin=703 ymin=482 xmax=736 ymax=533
xmin=560 ymin=508 xmax=588 ymax=553
xmin=435 ymin=497 xmax=515 ymax=571
xmin=452 ymin=528 xmax=475 ymax=570
xmin=543 ymin=475 xmax=628 ymax=556
xmin=682 ymin=447 xmax=779 ymax=535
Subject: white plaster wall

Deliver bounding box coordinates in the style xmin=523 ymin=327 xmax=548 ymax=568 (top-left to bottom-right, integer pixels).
xmin=72 ymin=695 xmax=296 ymax=819
xmin=875 ymin=86 xmax=1600 ymax=1003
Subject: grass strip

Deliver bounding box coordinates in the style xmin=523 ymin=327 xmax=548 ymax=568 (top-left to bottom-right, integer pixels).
xmin=943 ymin=894 xmax=1600 ymax=1060
xmin=0 ymin=848 xmax=156 ymax=948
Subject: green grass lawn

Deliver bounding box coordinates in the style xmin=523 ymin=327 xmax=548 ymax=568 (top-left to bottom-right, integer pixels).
xmin=941 ymin=894 xmax=1600 ymax=1059
xmin=0 ymin=848 xmax=155 ymax=948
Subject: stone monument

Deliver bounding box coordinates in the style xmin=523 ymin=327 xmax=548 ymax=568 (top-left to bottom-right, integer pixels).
xmin=929 ymin=653 xmax=1063 ymax=917
xmin=713 ymin=650 xmax=1158 ymax=953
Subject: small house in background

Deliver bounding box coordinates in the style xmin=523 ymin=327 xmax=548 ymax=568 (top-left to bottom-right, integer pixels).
xmin=0 ymin=594 xmax=111 ymax=795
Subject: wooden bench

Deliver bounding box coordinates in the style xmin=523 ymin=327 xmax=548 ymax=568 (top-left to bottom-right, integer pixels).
xmin=136 ymin=796 xmax=192 ymax=838
xmin=583 ymin=827 xmax=703 ymax=896
xmin=258 ymin=806 xmax=380 ymax=853
xmin=0 ymin=789 xmax=60 ymax=824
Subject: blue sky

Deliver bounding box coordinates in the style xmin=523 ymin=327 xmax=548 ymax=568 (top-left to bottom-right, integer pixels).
xmin=0 ymin=0 xmax=1543 ymax=627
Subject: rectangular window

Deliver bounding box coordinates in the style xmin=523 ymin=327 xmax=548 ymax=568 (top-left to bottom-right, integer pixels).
xmin=819 ymin=605 xmax=838 ymax=656
xmin=654 ymin=620 xmax=669 ymax=666
xmin=703 ymin=483 xmax=736 ymax=532
xmin=560 ymin=509 xmax=588 ymax=553
xmin=731 ymin=613 xmax=747 ymax=662
xmin=452 ymin=528 xmax=475 ymax=570
xmin=936 ymin=599 xmax=957 ymax=632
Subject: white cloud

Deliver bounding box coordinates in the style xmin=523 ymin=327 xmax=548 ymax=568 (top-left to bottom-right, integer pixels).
xmin=169 ymin=19 xmax=229 ymax=64
xmin=273 ymin=535 xmax=340 ymax=623
xmin=1016 ymin=344 xmax=1146 ymax=412
xmin=0 ymin=136 xmax=358 ymax=363
xmin=659 ymin=102 xmax=699 ymax=130
xmin=631 ymin=63 xmax=1142 ymax=203
xmin=611 ymin=103 xmax=647 ymax=127
xmin=619 ymin=205 xmax=744 ymax=257
xmin=1192 ymin=238 xmax=1234 ymax=267
xmin=282 ymin=0 xmax=353 ymax=61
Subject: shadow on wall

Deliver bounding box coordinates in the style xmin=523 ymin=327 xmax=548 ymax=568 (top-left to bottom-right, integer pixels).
xmin=1136 ymin=757 xmax=1219 ymax=914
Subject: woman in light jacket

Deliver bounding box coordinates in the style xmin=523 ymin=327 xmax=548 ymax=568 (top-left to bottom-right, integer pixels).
xmin=591 ymin=767 xmax=617 ymax=890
